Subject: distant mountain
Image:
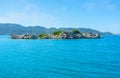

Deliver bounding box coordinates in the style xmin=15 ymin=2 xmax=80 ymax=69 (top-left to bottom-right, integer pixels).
xmin=0 ymin=23 xmax=114 ymax=35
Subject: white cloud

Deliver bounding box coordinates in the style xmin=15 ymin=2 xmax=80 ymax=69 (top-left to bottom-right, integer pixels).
xmin=82 ymin=0 xmax=118 ymax=11
xmin=19 ymin=0 xmax=26 ymax=3
xmin=107 ymin=4 xmax=117 ymax=11
xmin=82 ymin=2 xmax=96 ymax=10
xmin=0 ymin=5 xmax=62 ymax=28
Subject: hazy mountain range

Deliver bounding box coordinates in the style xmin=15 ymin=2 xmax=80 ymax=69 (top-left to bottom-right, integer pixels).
xmin=0 ymin=23 xmax=113 ymax=35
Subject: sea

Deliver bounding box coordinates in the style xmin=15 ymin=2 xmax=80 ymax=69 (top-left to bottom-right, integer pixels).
xmin=0 ymin=35 xmax=120 ymax=78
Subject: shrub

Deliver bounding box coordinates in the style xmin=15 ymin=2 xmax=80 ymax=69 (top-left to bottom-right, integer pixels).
xmin=52 ymin=30 xmax=62 ymax=35
xmin=38 ymin=34 xmax=48 ymax=38
xmin=72 ymin=29 xmax=80 ymax=34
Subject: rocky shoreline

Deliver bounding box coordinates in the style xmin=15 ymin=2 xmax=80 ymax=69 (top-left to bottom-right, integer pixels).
xmin=11 ymin=30 xmax=101 ymax=39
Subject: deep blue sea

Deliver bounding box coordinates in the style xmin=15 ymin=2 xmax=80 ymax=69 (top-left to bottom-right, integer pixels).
xmin=0 ymin=35 xmax=120 ymax=78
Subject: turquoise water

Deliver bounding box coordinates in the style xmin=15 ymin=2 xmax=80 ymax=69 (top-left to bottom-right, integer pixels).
xmin=0 ymin=35 xmax=120 ymax=78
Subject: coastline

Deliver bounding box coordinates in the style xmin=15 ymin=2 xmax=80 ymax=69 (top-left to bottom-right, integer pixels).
xmin=11 ymin=30 xmax=101 ymax=39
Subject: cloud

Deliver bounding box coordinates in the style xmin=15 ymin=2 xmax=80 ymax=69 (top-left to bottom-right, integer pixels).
xmin=82 ymin=0 xmax=118 ymax=11
xmin=107 ymin=3 xmax=117 ymax=11
xmin=19 ymin=0 xmax=26 ymax=3
xmin=82 ymin=2 xmax=96 ymax=10
xmin=0 ymin=5 xmax=62 ymax=28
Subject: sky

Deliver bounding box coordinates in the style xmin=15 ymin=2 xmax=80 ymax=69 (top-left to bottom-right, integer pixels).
xmin=0 ymin=0 xmax=120 ymax=33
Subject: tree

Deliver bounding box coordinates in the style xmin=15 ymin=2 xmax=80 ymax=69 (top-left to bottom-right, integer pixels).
xmin=52 ymin=30 xmax=62 ymax=35
xmin=38 ymin=34 xmax=48 ymax=38
xmin=72 ymin=29 xmax=80 ymax=34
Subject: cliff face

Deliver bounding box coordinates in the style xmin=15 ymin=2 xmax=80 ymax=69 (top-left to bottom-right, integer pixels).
xmin=11 ymin=31 xmax=100 ymax=39
xmin=47 ymin=31 xmax=100 ymax=39
xmin=49 ymin=31 xmax=84 ymax=39
xmin=11 ymin=34 xmax=38 ymax=39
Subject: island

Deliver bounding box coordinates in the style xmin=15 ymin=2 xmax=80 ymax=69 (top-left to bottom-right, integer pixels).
xmin=11 ymin=30 xmax=101 ymax=39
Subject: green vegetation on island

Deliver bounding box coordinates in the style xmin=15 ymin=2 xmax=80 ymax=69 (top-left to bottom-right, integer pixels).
xmin=52 ymin=30 xmax=62 ymax=35
xmin=38 ymin=34 xmax=49 ymax=38
xmin=72 ymin=29 xmax=80 ymax=34
xmin=11 ymin=30 xmax=101 ymax=39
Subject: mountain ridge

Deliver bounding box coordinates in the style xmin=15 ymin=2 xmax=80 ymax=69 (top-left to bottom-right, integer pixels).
xmin=0 ymin=23 xmax=114 ymax=35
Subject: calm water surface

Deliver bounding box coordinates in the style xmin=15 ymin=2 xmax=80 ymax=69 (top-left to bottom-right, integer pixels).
xmin=0 ymin=35 xmax=120 ymax=78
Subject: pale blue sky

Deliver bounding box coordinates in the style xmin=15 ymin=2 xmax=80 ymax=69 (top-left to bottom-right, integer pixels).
xmin=0 ymin=0 xmax=120 ymax=33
